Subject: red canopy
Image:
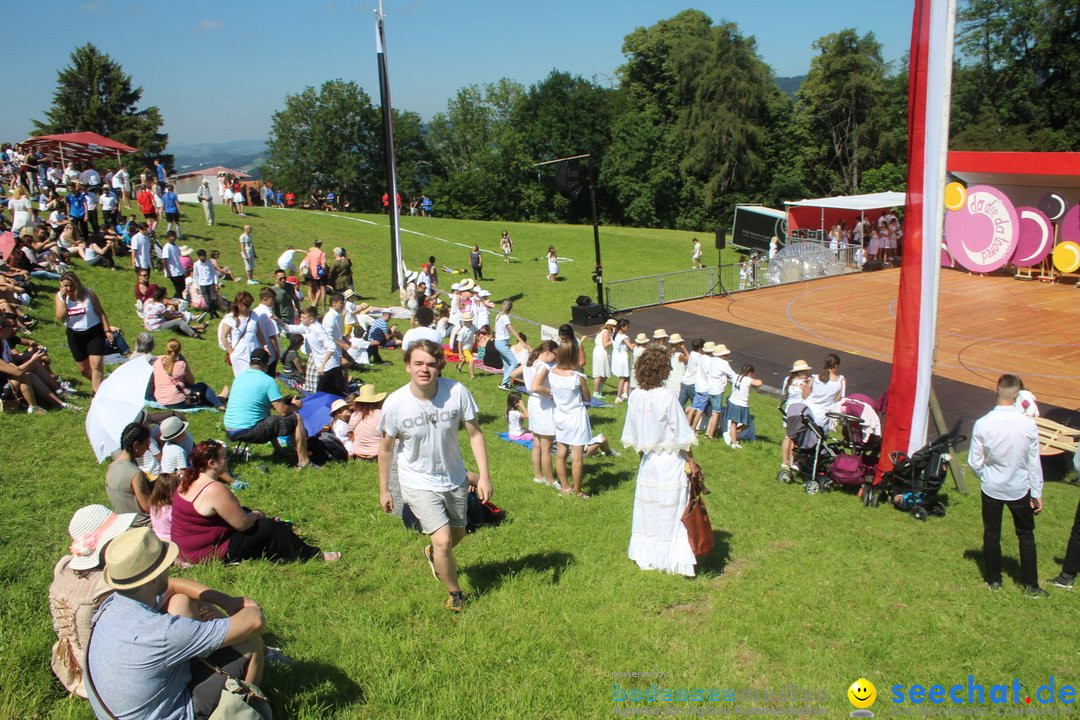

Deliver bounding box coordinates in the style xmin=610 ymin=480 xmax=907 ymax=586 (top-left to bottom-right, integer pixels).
xmin=22 ymin=132 xmax=138 ymax=166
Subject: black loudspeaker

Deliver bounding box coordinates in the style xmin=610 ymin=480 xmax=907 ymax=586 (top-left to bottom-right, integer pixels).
xmin=715 ymin=228 xmax=727 ymax=250
xmin=570 ymin=303 xmax=606 ymax=326
xmin=575 ymin=295 xmax=593 ymax=307
xmin=555 ymin=160 xmax=585 ymax=201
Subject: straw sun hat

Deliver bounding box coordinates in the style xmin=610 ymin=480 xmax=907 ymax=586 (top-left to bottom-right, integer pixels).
xmin=701 ymin=341 xmax=716 ymax=354
xmin=103 ymin=527 xmax=179 ymax=590
xmin=668 ymin=333 xmax=684 ymax=344
xmin=355 ymin=384 xmax=387 ymax=404
xmin=652 ymin=328 xmax=669 ymax=339
xmin=712 ymin=344 xmax=731 ymax=357
xmin=790 ymin=359 xmax=812 ymax=373
xmin=634 ymin=332 xmax=649 ymax=344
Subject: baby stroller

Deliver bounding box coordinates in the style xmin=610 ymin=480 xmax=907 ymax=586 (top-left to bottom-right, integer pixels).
xmin=869 ymin=432 xmax=965 ymax=520
xmin=778 ymin=396 xmax=882 ymax=495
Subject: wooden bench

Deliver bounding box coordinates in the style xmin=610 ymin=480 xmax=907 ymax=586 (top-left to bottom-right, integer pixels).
xmin=1036 ymin=417 xmax=1080 ymax=456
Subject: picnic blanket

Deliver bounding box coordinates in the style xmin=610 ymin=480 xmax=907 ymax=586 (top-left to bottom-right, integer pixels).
xmin=144 ymin=401 xmax=219 ymax=414
xmin=497 ymin=432 xmax=534 ymax=450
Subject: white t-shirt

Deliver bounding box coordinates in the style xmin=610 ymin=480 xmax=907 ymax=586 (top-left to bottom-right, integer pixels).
xmin=253 ymin=304 xmax=280 ymax=361
xmin=495 ymin=314 xmax=511 ymax=342
xmin=277 ymin=249 xmax=300 ymax=272
xmin=706 ymin=357 xmax=734 ymax=396
xmin=401 ymin=326 xmax=442 ymax=352
xmin=729 ymin=373 xmax=752 ymax=407
xmin=136 ymin=437 xmax=162 ymax=476
xmin=192 ymin=259 xmax=217 ymax=286
xmin=160 ymin=441 xmax=189 ymax=474
xmin=457 ymin=325 xmax=475 ymax=351
xmin=682 ymin=351 xmax=700 ymax=387
xmin=377 ymin=378 xmax=479 ymax=492
xmin=508 ymin=409 xmax=525 ymax=436
xmin=131 ymin=232 xmax=152 ymax=269
xmin=161 ymin=243 xmax=184 ymax=278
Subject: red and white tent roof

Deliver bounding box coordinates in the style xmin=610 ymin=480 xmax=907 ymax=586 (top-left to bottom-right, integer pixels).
xmin=21 ymin=132 xmax=138 ymax=165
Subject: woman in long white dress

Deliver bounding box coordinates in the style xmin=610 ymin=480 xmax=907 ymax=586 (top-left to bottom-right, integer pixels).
xmin=218 ymin=290 xmax=268 ymax=377
xmin=9 ymin=186 xmax=33 ymax=234
xmin=622 ymin=346 xmax=701 ymax=577
xmin=610 ymin=318 xmax=633 ymax=403
xmin=591 ymin=319 xmax=615 ymax=397
xmin=524 ymin=340 xmax=559 ymax=488
xmin=548 ymin=340 xmax=592 ymax=498
xmin=546 ymin=245 xmax=559 ymax=281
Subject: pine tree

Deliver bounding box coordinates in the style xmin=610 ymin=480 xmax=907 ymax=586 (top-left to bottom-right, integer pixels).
xmin=33 ymin=43 xmax=170 ymax=167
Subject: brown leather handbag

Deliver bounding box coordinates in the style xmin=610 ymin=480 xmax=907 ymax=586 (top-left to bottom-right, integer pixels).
xmin=682 ymin=465 xmax=714 ymax=557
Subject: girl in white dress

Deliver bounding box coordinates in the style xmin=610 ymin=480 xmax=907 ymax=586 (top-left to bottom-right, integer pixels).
xmin=591 ymin=319 xmax=615 ymax=396
xmin=629 ymin=332 xmax=648 ymax=390
xmin=218 ymin=291 xmax=268 ymax=377
xmin=621 ymin=346 xmax=701 ymax=577
xmin=525 ymin=340 xmax=559 ymax=488
xmin=780 ymin=360 xmax=813 ymax=469
xmin=548 ymin=340 xmax=592 ymax=498
xmin=610 ymin=318 xmax=634 ymax=403
xmin=546 ymin=245 xmax=559 ymax=281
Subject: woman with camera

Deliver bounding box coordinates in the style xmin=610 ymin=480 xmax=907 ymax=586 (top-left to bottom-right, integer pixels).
xmin=53 ymin=271 xmax=117 ymax=393
xmin=152 ymin=338 xmax=227 ymax=410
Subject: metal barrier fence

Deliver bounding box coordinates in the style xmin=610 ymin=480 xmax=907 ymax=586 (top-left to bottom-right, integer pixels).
xmin=603 ymin=241 xmax=864 ymax=312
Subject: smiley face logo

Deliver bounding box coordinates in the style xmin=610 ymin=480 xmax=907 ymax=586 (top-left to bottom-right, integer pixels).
xmin=848 ymin=678 xmax=877 ymax=716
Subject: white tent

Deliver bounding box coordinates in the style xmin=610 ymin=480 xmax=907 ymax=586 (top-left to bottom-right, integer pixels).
xmin=785 ymin=191 xmax=906 ymax=236
xmin=785 ymin=191 xmax=906 ymax=211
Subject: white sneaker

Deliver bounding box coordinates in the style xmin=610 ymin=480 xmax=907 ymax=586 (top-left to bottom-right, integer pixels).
xmin=731 ymin=442 xmax=742 ymax=449
xmin=722 ymin=434 xmax=732 ymax=446
xmin=533 ymin=477 xmax=548 ymax=485
xmin=614 ymin=396 xmax=624 ymax=404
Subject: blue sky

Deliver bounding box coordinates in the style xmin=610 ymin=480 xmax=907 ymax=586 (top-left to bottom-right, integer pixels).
xmin=7 ymin=0 xmax=915 ymax=146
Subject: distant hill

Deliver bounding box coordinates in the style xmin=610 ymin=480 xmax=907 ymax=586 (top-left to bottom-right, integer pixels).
xmin=775 ymin=75 xmax=806 ymax=98
xmin=168 ymin=139 xmax=267 ymax=178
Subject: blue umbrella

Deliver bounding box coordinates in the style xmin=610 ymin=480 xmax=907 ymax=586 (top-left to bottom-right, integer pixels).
xmin=296 ymin=391 xmax=344 ymax=437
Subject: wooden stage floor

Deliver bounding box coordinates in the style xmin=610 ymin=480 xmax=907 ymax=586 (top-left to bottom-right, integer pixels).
xmin=671 ymin=269 xmax=1080 ymax=409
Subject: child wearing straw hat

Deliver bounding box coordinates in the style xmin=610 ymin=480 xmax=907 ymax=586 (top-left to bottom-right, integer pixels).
xmin=457 ymin=312 xmax=476 ymax=379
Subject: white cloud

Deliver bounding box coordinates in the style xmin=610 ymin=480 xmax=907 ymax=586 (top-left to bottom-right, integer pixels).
xmin=197 ymin=19 xmax=222 ymax=31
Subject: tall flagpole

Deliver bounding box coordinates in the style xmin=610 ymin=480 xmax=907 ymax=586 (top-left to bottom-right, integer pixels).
xmin=375 ymin=1 xmax=403 ymax=292
xmin=879 ymin=0 xmax=956 ymax=472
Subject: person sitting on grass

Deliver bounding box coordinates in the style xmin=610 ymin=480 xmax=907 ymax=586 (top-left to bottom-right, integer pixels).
xmin=222 ymin=347 xmax=314 ymax=469
xmin=143 ymin=286 xmax=205 ymax=339
xmin=172 ymin=440 xmax=340 ymax=564
xmin=152 ymin=339 xmax=227 ymax=411
xmin=279 ymin=333 xmax=306 ymax=390
xmin=148 ymin=471 xmax=181 ymax=543
xmin=366 ymin=308 xmax=401 ymax=365
xmin=0 ymin=313 xmax=77 ymax=413
xmin=84 ymin=527 xmax=271 ymax=719
xmin=106 ymin=423 xmax=154 ymax=526
xmin=347 ymin=383 xmax=386 ymax=460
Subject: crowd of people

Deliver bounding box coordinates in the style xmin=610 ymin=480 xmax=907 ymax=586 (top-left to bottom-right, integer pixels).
xmin=4 ymin=145 xmax=1075 ymax=716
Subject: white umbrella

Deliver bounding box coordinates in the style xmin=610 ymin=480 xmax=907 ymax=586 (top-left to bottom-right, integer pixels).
xmin=85 ymin=356 xmax=153 ymax=463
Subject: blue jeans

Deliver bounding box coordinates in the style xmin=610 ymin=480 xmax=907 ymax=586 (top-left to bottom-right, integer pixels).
xmin=495 ymin=338 xmax=517 ymax=385
xmin=31 ymin=270 xmax=61 ymax=280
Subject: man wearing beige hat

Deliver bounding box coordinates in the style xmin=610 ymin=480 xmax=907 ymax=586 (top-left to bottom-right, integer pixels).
xmin=85 ymin=527 xmax=269 ymax=719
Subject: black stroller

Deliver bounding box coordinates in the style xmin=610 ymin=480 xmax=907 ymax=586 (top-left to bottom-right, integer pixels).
xmin=870 ymin=432 xmax=965 ymax=520
xmin=777 ymin=407 xmax=842 ymax=494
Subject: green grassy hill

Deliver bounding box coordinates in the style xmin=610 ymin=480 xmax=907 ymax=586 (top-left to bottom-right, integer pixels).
xmin=2 ymin=205 xmax=1077 ymax=719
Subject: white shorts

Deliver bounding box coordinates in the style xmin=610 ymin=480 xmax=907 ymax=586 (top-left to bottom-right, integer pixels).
xmin=401 ymin=484 xmax=468 ymax=534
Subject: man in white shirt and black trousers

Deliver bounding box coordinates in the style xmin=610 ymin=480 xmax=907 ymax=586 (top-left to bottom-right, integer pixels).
xmin=969 ymin=374 xmax=1047 ymax=597
xmin=377 ymin=339 xmax=492 ymax=613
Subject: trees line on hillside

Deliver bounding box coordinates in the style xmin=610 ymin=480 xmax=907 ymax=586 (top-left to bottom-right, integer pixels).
xmin=32 ymin=2 xmax=1079 ymax=229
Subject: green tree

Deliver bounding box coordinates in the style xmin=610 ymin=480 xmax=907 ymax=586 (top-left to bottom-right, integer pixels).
xmin=671 ymin=21 xmax=785 ymax=222
xmin=264 ymin=79 xmax=380 ymax=209
xmin=796 ymin=29 xmax=888 ymax=195
xmin=510 ymin=70 xmax=616 ymax=223
xmin=1036 ymin=0 xmax=1080 ymax=146
xmin=425 ymin=79 xmax=526 ymax=219
xmin=33 ymin=43 xmax=170 ymax=169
